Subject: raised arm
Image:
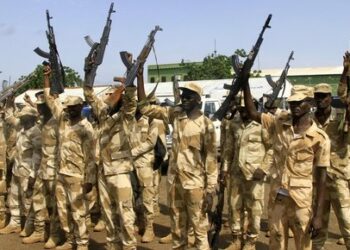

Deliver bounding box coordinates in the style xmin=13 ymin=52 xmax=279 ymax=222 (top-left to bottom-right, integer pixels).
xmin=338 ymin=51 xmax=350 ymax=103
xmin=131 ymin=119 xmax=158 ymax=157
xmin=43 ymin=65 xmax=63 ymax=120
xmin=242 ymin=81 xmax=262 ymax=123
xmin=83 ymin=85 xmax=108 ymax=119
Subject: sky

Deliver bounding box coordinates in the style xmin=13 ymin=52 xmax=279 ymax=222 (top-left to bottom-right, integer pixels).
xmin=1 ymin=0 xmax=350 ymax=85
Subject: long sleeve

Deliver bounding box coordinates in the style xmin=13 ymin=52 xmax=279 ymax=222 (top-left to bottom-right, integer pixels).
xmin=204 ymin=118 xmax=218 ymax=193
xmin=131 ymin=119 xmax=158 ymax=157
xmin=83 ymin=123 xmax=96 ymax=184
xmin=221 ymin=120 xmax=235 ymax=172
xmin=139 ymin=100 xmax=174 ymax=125
xmin=83 ymin=87 xmax=109 ymax=120
xmin=29 ymin=126 xmax=42 ymax=178
xmin=44 ymin=87 xmax=63 ymax=121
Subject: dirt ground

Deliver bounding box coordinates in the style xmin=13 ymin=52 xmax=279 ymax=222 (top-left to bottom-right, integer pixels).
xmin=0 ymin=178 xmax=346 ymax=250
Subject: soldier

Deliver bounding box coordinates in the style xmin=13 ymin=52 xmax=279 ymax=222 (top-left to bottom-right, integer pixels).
xmin=243 ymin=80 xmax=330 ymax=250
xmin=43 ymin=66 xmax=95 ymax=250
xmin=83 ymin=81 xmax=137 ymax=250
xmin=0 ymin=103 xmax=7 ymax=229
xmin=222 ymin=96 xmax=267 ymax=250
xmin=312 ymin=54 xmax=350 ymax=250
xmin=22 ymin=92 xmax=60 ymax=248
xmin=0 ymin=101 xmax=41 ymax=236
xmin=131 ymin=108 xmax=158 ymax=243
xmin=137 ymin=70 xmax=218 ymax=250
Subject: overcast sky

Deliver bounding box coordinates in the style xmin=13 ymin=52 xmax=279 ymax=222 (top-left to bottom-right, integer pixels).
xmin=1 ymin=0 xmax=350 ymax=84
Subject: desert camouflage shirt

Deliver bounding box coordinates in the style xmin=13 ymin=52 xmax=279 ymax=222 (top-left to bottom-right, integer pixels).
xmin=5 ymin=107 xmax=41 ymax=178
xmin=139 ymin=102 xmax=218 ymax=193
xmin=261 ymin=111 xmax=330 ymax=208
xmin=131 ymin=115 xmax=158 ymax=168
xmin=223 ymin=118 xmax=267 ymax=180
xmin=44 ymin=88 xmax=95 ymax=183
xmin=84 ymin=87 xmax=136 ymax=175
xmin=0 ymin=120 xmax=7 ymax=171
xmin=38 ymin=117 xmax=59 ymax=181
xmin=313 ymin=108 xmax=350 ymax=180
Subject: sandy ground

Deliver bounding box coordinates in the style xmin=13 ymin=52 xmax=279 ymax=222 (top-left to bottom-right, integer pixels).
xmin=0 ymin=178 xmax=346 ymax=250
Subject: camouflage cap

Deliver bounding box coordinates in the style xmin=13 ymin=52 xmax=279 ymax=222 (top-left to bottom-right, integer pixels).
xmin=287 ymin=85 xmax=314 ymax=102
xmin=17 ymin=106 xmax=38 ymax=117
xmin=35 ymin=93 xmax=46 ymax=104
xmin=314 ymin=83 xmax=332 ymax=94
xmin=179 ymin=82 xmax=203 ymax=97
xmin=62 ymin=96 xmax=83 ymax=108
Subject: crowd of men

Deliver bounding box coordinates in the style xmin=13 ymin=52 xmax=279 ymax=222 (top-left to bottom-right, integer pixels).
xmin=0 ymin=52 xmax=350 ymax=250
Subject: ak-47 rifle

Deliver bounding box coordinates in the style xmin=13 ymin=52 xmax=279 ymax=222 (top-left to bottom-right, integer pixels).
xmin=208 ymin=172 xmax=226 ymax=250
xmin=0 ymin=73 xmax=35 ymax=103
xmin=264 ymin=51 xmax=294 ymax=109
xmin=213 ymin=14 xmax=272 ymax=121
xmin=173 ymin=75 xmax=181 ymax=105
xmin=34 ymin=10 xmax=65 ymax=94
xmin=120 ymin=26 xmax=162 ymax=87
xmin=84 ymin=3 xmax=115 ymax=87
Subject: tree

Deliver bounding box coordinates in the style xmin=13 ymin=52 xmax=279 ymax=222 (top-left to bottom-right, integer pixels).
xmin=182 ymin=54 xmax=232 ymax=81
xmin=15 ymin=64 xmax=82 ymax=94
xmin=181 ymin=49 xmax=261 ymax=81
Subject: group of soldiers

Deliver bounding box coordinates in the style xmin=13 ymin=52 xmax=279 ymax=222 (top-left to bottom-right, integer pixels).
xmin=0 ymin=50 xmax=350 ymax=250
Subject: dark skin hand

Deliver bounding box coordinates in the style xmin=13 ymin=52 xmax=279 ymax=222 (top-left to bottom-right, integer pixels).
xmin=242 ymin=69 xmax=326 ymax=238
xmin=83 ymin=183 xmax=93 ymax=194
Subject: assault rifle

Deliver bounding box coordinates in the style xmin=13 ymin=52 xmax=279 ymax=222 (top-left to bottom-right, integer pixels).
xmin=120 ymin=25 xmax=162 ymax=87
xmin=264 ymin=51 xmax=294 ymax=109
xmin=34 ymin=10 xmax=65 ymax=94
xmin=84 ymin=2 xmax=115 ymax=87
xmin=0 ymin=73 xmax=35 ymax=103
xmin=213 ymin=14 xmax=272 ymax=121
xmin=173 ymin=75 xmax=181 ymax=105
xmin=208 ymin=173 xmax=226 ymax=250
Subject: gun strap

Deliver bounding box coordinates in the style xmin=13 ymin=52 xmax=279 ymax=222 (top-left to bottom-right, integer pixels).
xmin=152 ymin=45 xmax=161 ymax=84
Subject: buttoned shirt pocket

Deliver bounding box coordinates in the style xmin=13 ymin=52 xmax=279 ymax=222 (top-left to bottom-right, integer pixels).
xmin=247 ymin=134 xmax=262 ymax=152
xmin=289 ymin=177 xmax=313 ymax=207
xmin=292 ymin=148 xmax=314 ymax=176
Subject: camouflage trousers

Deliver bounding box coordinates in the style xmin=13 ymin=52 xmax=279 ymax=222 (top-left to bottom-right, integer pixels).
xmin=269 ymin=194 xmax=312 ymax=250
xmin=135 ymin=166 xmax=155 ymax=226
xmin=228 ymin=176 xmax=264 ymax=238
xmin=169 ymin=177 xmax=209 ymax=250
xmin=153 ymin=168 xmax=161 ymax=212
xmin=98 ymin=172 xmax=136 ymax=250
xmin=31 ymin=177 xmax=60 ymax=235
xmin=0 ymin=175 xmax=7 ymax=216
xmin=312 ymin=175 xmax=350 ymax=250
xmin=55 ymin=174 xmax=88 ymax=246
xmin=8 ymin=174 xmax=32 ymax=225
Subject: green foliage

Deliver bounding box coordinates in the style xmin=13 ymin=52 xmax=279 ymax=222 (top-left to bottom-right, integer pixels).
xmin=15 ymin=65 xmax=82 ymax=94
xmin=181 ymin=49 xmax=261 ymax=81
xmin=182 ymin=54 xmax=232 ymax=81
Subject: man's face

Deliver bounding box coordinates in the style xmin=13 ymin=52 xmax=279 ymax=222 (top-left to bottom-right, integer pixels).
xmin=64 ymin=104 xmax=83 ymax=120
xmin=19 ymin=115 xmax=36 ymax=127
xmin=180 ymin=89 xmax=200 ymax=112
xmin=37 ymin=103 xmax=51 ymax=117
xmin=238 ymin=106 xmax=249 ymax=120
xmin=314 ymin=92 xmax=332 ymax=109
xmin=289 ymin=99 xmax=311 ymax=117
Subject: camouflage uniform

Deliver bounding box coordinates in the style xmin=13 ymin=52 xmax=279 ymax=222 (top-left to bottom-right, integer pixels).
xmin=30 ymin=116 xmax=60 ymax=240
xmin=0 ymin=114 xmax=7 ymax=227
xmin=44 ymin=88 xmax=95 ymax=248
xmin=84 ymin=86 xmax=137 ymax=250
xmin=131 ymin=115 xmax=158 ymax=239
xmin=4 ymin=106 xmax=41 ymax=228
xmin=312 ymin=99 xmax=350 ymax=248
xmin=222 ymin=117 xmax=266 ymax=242
xmin=139 ymin=101 xmax=218 ymax=250
xmin=261 ymin=111 xmax=330 ymax=250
